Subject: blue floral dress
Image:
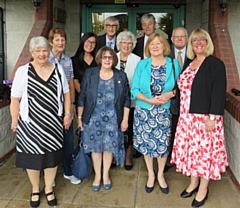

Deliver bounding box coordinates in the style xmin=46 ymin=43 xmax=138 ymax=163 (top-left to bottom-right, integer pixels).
xmin=133 ymin=65 xmax=171 ymax=158
xmin=82 ymin=77 xmax=125 ymax=167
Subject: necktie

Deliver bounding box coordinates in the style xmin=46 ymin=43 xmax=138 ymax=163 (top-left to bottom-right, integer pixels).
xmin=177 ymin=50 xmax=183 ymax=69
xmin=108 ymin=41 xmax=113 ymax=49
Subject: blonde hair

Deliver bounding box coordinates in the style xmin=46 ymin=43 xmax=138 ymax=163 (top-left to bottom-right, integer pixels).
xmin=144 ymin=33 xmax=170 ymax=57
xmin=187 ymin=28 xmax=214 ymax=59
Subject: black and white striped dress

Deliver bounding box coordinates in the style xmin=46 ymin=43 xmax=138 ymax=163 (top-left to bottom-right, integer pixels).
xmin=16 ymin=64 xmax=64 ymax=170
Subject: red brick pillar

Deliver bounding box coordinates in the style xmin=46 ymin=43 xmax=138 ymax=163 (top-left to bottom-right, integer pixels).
xmin=10 ymin=0 xmax=53 ymax=78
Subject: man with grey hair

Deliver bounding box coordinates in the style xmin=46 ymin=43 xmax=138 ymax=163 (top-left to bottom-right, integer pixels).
xmin=96 ymin=16 xmax=119 ymax=52
xmin=165 ymin=27 xmax=192 ymax=172
xmin=133 ymin=13 xmax=156 ymax=59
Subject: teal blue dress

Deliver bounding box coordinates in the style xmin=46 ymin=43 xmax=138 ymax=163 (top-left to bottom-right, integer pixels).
xmin=133 ymin=65 xmax=171 ymax=158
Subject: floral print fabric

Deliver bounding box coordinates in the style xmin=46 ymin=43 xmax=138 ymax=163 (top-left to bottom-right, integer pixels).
xmin=171 ymin=66 xmax=228 ymax=180
xmin=82 ymin=77 xmax=125 ymax=167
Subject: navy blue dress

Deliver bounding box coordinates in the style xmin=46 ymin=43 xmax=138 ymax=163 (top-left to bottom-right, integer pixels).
xmin=82 ymin=77 xmax=125 ymax=166
xmin=133 ymin=65 xmax=171 ymax=158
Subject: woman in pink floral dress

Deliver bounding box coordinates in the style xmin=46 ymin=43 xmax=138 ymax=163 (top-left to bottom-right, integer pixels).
xmin=171 ymin=29 xmax=228 ymax=208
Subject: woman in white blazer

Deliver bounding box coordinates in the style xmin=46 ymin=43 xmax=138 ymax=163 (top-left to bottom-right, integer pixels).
xmin=116 ymin=31 xmax=141 ymax=170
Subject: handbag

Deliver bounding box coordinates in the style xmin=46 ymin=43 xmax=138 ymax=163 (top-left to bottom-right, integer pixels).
xmin=169 ymin=58 xmax=180 ymax=115
xmin=72 ymin=128 xmax=93 ymax=179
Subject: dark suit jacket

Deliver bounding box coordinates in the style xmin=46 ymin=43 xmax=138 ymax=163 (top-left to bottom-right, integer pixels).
xmin=169 ymin=48 xmax=192 ymax=115
xmin=169 ymin=48 xmax=192 ymax=70
xmin=132 ymin=36 xmax=144 ymax=60
xmin=78 ymin=66 xmax=130 ymax=127
xmin=96 ymin=34 xmax=118 ymax=52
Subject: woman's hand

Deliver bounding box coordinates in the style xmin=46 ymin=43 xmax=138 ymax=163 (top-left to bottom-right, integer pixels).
xmin=205 ymin=118 xmax=215 ymax=132
xmin=78 ymin=118 xmax=84 ymax=131
xmin=121 ymin=119 xmax=128 ymax=132
xmin=63 ymin=115 xmax=72 ymax=130
xmin=11 ymin=123 xmax=18 ymax=132
xmin=155 ymin=92 xmax=173 ymax=104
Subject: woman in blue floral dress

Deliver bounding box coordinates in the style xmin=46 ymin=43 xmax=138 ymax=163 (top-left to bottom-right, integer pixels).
xmin=131 ymin=33 xmax=181 ymax=194
xmin=77 ymin=46 xmax=130 ymax=191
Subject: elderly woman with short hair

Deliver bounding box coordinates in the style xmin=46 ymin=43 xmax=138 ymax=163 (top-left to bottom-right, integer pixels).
xmin=10 ymin=36 xmax=71 ymax=207
xmin=116 ymin=31 xmax=141 ymax=170
xmin=77 ymin=46 xmax=130 ymax=191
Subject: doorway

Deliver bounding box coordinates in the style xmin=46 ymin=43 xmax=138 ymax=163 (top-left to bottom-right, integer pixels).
xmin=81 ymin=4 xmax=185 ymax=42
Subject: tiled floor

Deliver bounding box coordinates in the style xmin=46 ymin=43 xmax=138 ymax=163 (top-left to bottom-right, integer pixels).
xmin=0 ymin=154 xmax=240 ymax=208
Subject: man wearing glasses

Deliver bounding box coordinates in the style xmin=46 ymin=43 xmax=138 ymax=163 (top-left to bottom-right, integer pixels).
xmin=164 ymin=27 xmax=192 ymax=172
xmin=96 ymin=16 xmax=119 ymax=52
xmin=133 ymin=13 xmax=156 ymax=60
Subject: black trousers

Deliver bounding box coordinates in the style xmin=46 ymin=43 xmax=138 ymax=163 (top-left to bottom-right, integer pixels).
xmin=166 ymin=114 xmax=179 ymax=166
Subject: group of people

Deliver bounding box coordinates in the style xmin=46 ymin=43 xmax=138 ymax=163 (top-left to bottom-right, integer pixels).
xmin=10 ymin=13 xmax=228 ymax=208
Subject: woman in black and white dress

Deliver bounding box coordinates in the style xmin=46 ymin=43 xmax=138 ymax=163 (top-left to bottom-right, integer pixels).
xmin=10 ymin=36 xmax=71 ymax=207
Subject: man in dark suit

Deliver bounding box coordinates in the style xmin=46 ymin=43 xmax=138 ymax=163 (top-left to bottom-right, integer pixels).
xmin=96 ymin=16 xmax=119 ymax=52
xmin=165 ymin=27 xmax=192 ymax=172
xmin=132 ymin=13 xmax=156 ymax=60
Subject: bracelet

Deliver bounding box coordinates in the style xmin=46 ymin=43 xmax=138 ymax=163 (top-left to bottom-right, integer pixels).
xmin=11 ymin=124 xmax=18 ymax=129
xmin=64 ymin=112 xmax=72 ymax=117
xmin=78 ymin=116 xmax=82 ymax=119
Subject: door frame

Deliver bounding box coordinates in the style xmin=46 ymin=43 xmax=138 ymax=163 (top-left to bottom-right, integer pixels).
xmin=81 ymin=4 xmax=185 ymax=36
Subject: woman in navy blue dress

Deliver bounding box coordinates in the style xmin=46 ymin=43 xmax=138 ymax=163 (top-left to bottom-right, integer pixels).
xmin=77 ymin=46 xmax=130 ymax=191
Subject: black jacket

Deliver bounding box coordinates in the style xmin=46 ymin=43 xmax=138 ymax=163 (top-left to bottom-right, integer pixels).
xmin=78 ymin=66 xmax=130 ymax=127
xmin=189 ymin=55 xmax=226 ymax=115
xmin=132 ymin=36 xmax=144 ymax=59
xmin=96 ymin=34 xmax=118 ymax=52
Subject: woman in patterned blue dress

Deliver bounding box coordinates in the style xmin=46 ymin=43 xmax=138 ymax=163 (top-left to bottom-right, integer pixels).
xmin=131 ymin=33 xmax=181 ymax=194
xmin=77 ymin=46 xmax=130 ymax=191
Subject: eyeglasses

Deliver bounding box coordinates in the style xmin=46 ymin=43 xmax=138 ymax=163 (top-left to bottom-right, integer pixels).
xmin=120 ymin=42 xmax=133 ymax=46
xmin=192 ymin=38 xmax=207 ymax=43
xmin=102 ymin=56 xmax=113 ymax=60
xmin=172 ymin=35 xmax=187 ymax=39
xmin=85 ymin=40 xmax=96 ymax=45
xmin=105 ymin=24 xmax=118 ymax=29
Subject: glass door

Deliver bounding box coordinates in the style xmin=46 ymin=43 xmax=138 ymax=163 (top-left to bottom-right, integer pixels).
xmin=81 ymin=4 xmax=185 ymax=43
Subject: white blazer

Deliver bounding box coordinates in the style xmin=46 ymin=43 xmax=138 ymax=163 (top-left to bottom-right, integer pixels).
xmin=116 ymin=52 xmax=141 ymax=107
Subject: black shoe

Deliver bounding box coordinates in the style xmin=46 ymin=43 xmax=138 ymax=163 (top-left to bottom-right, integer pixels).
xmin=30 ymin=192 xmax=40 ymax=208
xmin=191 ymin=189 xmax=209 ymax=208
xmin=181 ymin=184 xmax=200 ymax=198
xmin=45 ymin=191 xmax=57 ymax=206
xmin=110 ymin=163 xmax=116 ymax=169
xmin=133 ymin=152 xmax=142 ymax=158
xmin=125 ymin=159 xmax=133 ymax=170
xmin=125 ymin=164 xmax=133 ymax=171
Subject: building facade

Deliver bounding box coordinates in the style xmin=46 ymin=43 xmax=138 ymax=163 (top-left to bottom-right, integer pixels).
xmin=0 ymin=0 xmax=239 ymax=190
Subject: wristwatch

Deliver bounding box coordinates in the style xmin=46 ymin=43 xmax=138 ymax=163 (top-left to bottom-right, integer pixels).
xmin=209 ymin=115 xmax=216 ymax=121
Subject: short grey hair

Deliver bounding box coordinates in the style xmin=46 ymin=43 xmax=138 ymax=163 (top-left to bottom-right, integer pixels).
xmin=116 ymin=31 xmax=137 ymax=51
xmin=104 ymin=16 xmax=119 ymax=30
xmin=141 ymin=13 xmax=156 ymax=24
xmin=172 ymin=27 xmax=188 ymax=37
xmin=29 ymin=36 xmax=50 ymax=53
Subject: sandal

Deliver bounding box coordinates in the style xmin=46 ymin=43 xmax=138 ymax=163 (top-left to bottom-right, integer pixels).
xmin=45 ymin=191 xmax=57 ymax=206
xmin=30 ymin=192 xmax=40 ymax=208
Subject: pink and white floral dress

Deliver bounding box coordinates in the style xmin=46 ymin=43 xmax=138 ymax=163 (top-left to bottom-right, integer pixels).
xmin=171 ymin=65 xmax=228 ymax=180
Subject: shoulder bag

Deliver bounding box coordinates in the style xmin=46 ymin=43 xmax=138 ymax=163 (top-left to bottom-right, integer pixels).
xmin=72 ymin=128 xmax=93 ymax=179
